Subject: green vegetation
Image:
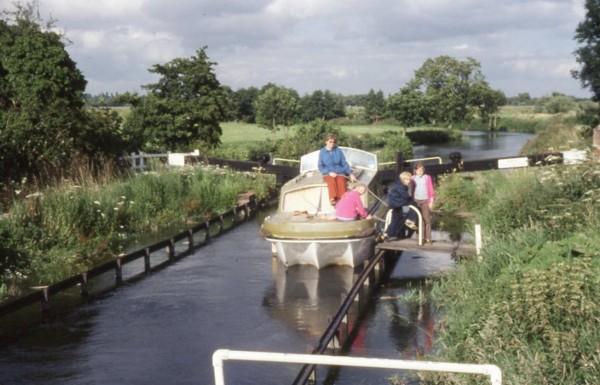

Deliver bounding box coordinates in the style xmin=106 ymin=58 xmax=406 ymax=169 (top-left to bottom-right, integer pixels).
xmin=124 ymin=48 xmax=228 ymax=152
xmin=429 ymin=161 xmax=600 ymax=384
xmin=0 ymin=4 xmax=129 ymax=185
xmin=573 ymin=0 xmax=600 ymax=101
xmin=0 ymin=166 xmax=274 ymax=298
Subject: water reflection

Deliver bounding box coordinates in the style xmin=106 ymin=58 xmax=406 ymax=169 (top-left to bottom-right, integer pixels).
xmin=263 ymin=259 xmax=355 ymax=340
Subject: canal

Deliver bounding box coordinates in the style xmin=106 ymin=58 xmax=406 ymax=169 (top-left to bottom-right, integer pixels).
xmin=0 ymin=131 xmax=533 ymax=385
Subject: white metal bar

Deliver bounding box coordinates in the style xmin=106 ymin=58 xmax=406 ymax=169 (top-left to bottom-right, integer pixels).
xmin=379 ymin=156 xmax=443 ymax=166
xmin=212 ymin=349 xmax=502 ymax=385
xmin=408 ymin=205 xmax=423 ymax=246
xmin=272 ymin=158 xmax=301 ymax=165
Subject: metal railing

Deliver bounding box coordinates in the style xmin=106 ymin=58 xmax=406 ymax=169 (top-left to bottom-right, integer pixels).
xmin=383 ymin=205 xmax=424 ymax=246
xmin=272 ymin=158 xmax=301 ymax=166
xmin=291 ymin=249 xmax=390 ymax=384
xmin=379 ymin=156 xmax=443 ymax=167
xmin=212 ymin=350 xmax=502 ymax=385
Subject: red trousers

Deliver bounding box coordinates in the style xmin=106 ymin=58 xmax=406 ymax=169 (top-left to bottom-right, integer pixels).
xmin=323 ymin=175 xmax=347 ymax=202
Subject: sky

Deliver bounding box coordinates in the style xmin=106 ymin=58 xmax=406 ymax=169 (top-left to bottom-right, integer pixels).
xmin=1 ymin=0 xmax=592 ymax=98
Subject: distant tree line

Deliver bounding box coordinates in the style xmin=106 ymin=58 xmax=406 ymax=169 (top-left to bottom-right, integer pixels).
xmin=3 ymin=0 xmax=600 ymax=189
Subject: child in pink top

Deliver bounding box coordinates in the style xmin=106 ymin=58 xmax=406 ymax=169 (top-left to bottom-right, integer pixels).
xmin=411 ymin=162 xmax=435 ymax=243
xmin=335 ymin=184 xmax=372 ymax=221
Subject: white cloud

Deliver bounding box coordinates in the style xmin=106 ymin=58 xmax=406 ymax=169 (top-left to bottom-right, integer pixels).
xmin=0 ymin=0 xmax=589 ymax=97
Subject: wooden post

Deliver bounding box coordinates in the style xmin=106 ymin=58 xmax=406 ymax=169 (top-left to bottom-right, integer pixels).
xmin=243 ymin=203 xmax=250 ymax=220
xmin=219 ymin=215 xmax=225 ymax=233
xmin=205 ymin=221 xmax=211 ymax=241
xmin=115 ymin=257 xmax=123 ymax=285
xmin=80 ymin=272 xmax=89 ymax=297
xmin=144 ymin=248 xmax=151 ymax=274
xmin=168 ymin=239 xmax=175 ymax=261
xmin=40 ymin=286 xmax=50 ymax=313
xmin=187 ymin=229 xmax=194 ymax=250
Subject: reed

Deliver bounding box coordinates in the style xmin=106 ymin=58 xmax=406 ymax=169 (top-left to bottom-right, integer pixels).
xmin=0 ymin=166 xmax=274 ymax=293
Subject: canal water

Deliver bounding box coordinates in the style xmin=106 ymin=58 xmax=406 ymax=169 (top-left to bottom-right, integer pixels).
xmin=0 ymin=131 xmax=533 ymax=385
xmin=413 ymin=130 xmax=533 ymax=161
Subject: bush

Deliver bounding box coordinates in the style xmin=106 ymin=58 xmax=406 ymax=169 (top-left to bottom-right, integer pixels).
xmin=429 ymin=161 xmax=600 ymax=385
xmin=377 ymin=131 xmax=413 ymax=162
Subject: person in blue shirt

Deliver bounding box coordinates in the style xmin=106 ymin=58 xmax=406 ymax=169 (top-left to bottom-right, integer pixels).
xmin=318 ymin=133 xmax=357 ymax=206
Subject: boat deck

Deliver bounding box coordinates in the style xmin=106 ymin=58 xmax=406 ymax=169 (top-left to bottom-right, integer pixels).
xmin=376 ymin=239 xmax=476 ymax=256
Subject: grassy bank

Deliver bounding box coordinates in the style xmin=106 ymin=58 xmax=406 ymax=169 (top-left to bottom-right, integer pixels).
xmin=429 ymin=161 xmax=600 ymax=384
xmin=0 ymin=166 xmax=274 ymax=299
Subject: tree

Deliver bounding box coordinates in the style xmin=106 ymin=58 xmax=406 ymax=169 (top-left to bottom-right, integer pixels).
xmin=254 ymin=84 xmax=299 ymax=130
xmin=573 ymin=0 xmax=600 ymax=101
xmin=124 ymin=48 xmax=227 ymax=151
xmin=364 ymin=89 xmax=386 ymax=123
xmin=234 ymin=87 xmax=259 ymax=123
xmin=386 ymin=87 xmax=431 ymax=127
xmin=299 ymin=90 xmax=345 ymax=122
xmin=469 ymin=82 xmax=506 ymax=120
xmin=409 ymin=56 xmax=484 ymax=125
xmin=0 ymin=3 xmax=87 ymax=180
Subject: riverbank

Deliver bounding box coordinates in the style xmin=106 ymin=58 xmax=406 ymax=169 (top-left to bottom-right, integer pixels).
xmin=429 ymin=160 xmax=600 ymax=384
xmin=0 ymin=166 xmax=275 ymax=300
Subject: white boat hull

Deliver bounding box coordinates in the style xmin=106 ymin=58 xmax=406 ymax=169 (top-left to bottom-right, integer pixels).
xmin=266 ymin=236 xmax=375 ymax=268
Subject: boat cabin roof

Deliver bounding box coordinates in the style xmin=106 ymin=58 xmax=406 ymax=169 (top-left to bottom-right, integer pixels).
xmin=300 ymin=147 xmax=378 ymax=174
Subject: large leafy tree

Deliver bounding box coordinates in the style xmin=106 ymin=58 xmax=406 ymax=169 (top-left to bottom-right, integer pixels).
xmin=0 ymin=4 xmax=87 ymax=180
xmin=402 ymin=55 xmax=502 ymax=126
xmin=254 ymin=84 xmax=299 ymax=130
xmin=573 ymin=0 xmax=600 ymax=101
xmin=124 ymin=48 xmax=227 ymax=151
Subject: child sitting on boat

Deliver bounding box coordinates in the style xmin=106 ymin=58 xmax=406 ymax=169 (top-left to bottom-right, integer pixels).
xmin=334 ymin=183 xmax=373 ymax=221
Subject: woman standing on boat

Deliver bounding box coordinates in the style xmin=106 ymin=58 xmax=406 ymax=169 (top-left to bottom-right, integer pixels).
xmin=318 ymin=133 xmax=357 ymax=206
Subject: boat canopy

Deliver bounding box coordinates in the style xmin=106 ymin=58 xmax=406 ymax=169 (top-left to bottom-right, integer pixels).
xmin=300 ymin=147 xmax=378 ymax=175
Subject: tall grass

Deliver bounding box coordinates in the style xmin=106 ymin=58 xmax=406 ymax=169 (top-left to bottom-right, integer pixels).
xmin=0 ymin=166 xmax=274 ymax=293
xmin=428 ymin=161 xmax=600 ymax=384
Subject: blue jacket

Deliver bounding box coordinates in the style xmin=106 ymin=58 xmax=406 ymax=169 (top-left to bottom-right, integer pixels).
xmin=387 ymin=181 xmax=414 ymax=209
xmin=318 ymin=147 xmax=352 ymax=175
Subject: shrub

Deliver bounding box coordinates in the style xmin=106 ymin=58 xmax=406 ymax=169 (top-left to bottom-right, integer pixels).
xmin=429 ymin=161 xmax=600 ymax=385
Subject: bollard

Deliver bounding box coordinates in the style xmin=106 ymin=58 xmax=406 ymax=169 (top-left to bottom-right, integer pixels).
xmin=219 ymin=215 xmax=225 ymax=233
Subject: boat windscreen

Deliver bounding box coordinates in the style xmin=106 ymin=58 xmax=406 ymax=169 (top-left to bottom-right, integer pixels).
xmin=300 ymin=147 xmax=378 ymax=174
